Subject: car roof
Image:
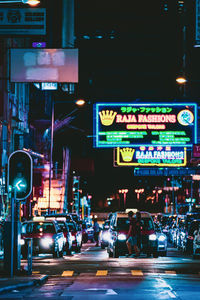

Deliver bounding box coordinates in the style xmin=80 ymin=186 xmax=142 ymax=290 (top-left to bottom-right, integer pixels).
xmin=23 ymin=220 xmax=55 ymax=224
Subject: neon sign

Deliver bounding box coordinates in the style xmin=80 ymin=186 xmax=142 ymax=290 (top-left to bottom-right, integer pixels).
xmin=94 ymin=103 xmax=197 ymax=147
xmin=114 ymin=146 xmax=187 ymax=167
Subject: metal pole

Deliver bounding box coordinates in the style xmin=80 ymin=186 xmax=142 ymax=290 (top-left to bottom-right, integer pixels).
xmin=48 ymin=100 xmax=54 ymax=214
xmin=10 ymin=189 xmax=15 ymax=278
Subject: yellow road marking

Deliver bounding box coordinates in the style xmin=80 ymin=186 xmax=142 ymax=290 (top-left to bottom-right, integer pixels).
xmin=165 ymin=271 xmax=176 ymax=275
xmin=96 ymin=270 xmax=108 ymax=276
xmin=32 ymin=271 xmax=40 ymax=274
xmin=62 ymin=271 xmax=74 ymax=277
xmin=131 ymin=270 xmax=143 ymax=276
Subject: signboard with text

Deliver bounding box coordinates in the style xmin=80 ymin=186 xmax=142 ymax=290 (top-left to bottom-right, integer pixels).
xmin=93 ymin=103 xmax=197 ymax=148
xmin=10 ymin=49 xmax=78 ymax=83
xmin=114 ymin=146 xmax=187 ymax=167
xmin=134 ymin=168 xmax=200 ymax=177
xmin=0 ymin=8 xmax=46 ymax=35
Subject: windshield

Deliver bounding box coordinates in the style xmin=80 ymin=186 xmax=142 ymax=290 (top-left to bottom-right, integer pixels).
xmin=141 ymin=218 xmax=154 ymax=231
xmin=23 ymin=222 xmax=56 ymax=234
xmin=117 ymin=218 xmax=130 ymax=230
xmin=67 ymin=222 xmax=76 ymax=231
xmin=57 ymin=221 xmax=68 ymax=231
xmin=189 ymin=221 xmax=200 ymax=235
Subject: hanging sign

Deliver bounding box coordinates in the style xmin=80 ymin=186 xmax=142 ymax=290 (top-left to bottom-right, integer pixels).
xmin=114 ymin=146 xmax=187 ymax=167
xmin=93 ymin=103 xmax=197 ymax=148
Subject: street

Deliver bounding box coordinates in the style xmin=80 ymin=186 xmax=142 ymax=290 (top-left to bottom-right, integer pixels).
xmin=1 ymin=243 xmax=200 ymax=299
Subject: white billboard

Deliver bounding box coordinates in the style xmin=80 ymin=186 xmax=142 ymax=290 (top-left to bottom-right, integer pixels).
xmin=10 ymin=48 xmax=78 ymax=83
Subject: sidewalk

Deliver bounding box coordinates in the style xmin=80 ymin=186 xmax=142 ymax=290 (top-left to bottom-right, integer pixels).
xmin=0 ymin=258 xmax=48 ymax=294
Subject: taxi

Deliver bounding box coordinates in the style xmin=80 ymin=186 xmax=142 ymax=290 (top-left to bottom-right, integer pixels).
xmin=107 ymin=211 xmax=158 ymax=258
xmin=21 ymin=217 xmax=65 ymax=258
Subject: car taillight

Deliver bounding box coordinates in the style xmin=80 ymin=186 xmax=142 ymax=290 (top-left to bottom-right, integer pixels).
xmin=188 ymin=236 xmax=193 ymax=240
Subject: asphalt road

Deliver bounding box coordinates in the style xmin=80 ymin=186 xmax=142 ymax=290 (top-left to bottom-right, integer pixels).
xmin=1 ymin=243 xmax=200 ymax=299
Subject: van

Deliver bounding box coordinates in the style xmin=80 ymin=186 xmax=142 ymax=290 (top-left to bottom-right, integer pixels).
xmin=107 ymin=211 xmax=158 ymax=258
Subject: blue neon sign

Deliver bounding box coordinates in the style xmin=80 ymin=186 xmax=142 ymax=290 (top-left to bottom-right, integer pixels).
xmin=93 ymin=103 xmax=197 ymax=148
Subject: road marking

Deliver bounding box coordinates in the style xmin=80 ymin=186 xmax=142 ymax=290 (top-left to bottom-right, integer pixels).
xmin=131 ymin=270 xmax=143 ymax=276
xmin=165 ymin=271 xmax=176 ymax=275
xmin=85 ymin=288 xmax=117 ymax=295
xmin=62 ymin=271 xmax=74 ymax=276
xmin=96 ymin=270 xmax=108 ymax=276
xmin=168 ymin=291 xmax=177 ymax=298
xmin=32 ymin=271 xmax=40 ymax=274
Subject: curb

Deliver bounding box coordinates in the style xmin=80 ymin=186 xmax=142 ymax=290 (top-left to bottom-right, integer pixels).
xmin=0 ymin=274 xmax=48 ymax=294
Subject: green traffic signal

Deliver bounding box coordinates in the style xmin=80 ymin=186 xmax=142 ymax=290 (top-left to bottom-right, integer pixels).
xmin=8 ymin=150 xmax=33 ymax=200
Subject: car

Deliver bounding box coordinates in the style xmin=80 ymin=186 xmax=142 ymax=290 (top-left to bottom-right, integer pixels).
xmin=154 ymin=222 xmax=167 ymax=256
xmin=99 ymin=220 xmax=110 ymax=249
xmin=193 ymin=223 xmax=200 ymax=259
xmin=45 ymin=216 xmax=73 ymax=255
xmin=66 ymin=221 xmax=82 ymax=252
xmin=45 ymin=213 xmax=73 ymax=223
xmin=21 ymin=219 xmax=65 ymax=258
xmin=107 ymin=211 xmax=158 ymax=258
xmin=184 ymin=219 xmax=200 ymax=254
xmin=70 ymin=213 xmax=81 ymax=224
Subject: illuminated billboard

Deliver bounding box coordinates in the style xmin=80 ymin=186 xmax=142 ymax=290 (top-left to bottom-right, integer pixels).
xmin=10 ymin=49 xmax=78 ymax=83
xmin=93 ymin=103 xmax=197 ymax=148
xmin=113 ymin=146 xmax=187 ymax=167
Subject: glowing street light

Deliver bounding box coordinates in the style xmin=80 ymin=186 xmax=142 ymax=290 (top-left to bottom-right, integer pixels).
xmin=0 ymin=0 xmax=40 ymax=5
xmin=176 ymin=76 xmax=187 ymax=84
xmin=134 ymin=189 xmax=144 ymax=201
xmin=119 ymin=189 xmax=128 ymax=208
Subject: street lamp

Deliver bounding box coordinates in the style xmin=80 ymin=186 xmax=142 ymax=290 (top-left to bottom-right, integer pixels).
xmin=48 ymin=99 xmax=86 ymax=214
xmin=118 ymin=189 xmax=128 ymax=209
xmin=0 ymin=0 xmax=40 ymax=5
xmin=134 ymin=189 xmax=144 ymax=202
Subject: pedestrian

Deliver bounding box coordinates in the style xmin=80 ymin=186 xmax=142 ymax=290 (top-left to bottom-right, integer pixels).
xmin=93 ymin=218 xmax=100 ymax=246
xmin=135 ymin=211 xmax=142 ymax=253
xmin=126 ymin=211 xmax=140 ymax=257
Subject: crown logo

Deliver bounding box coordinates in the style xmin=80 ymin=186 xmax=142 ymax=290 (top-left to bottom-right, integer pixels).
xmin=120 ymin=148 xmax=135 ymax=162
xmin=99 ymin=110 xmax=117 ymax=126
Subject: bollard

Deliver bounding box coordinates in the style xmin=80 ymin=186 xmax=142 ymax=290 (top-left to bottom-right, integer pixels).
xmin=27 ymin=238 xmax=32 ymax=275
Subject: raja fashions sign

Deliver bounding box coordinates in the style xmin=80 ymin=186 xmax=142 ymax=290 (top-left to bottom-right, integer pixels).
xmin=93 ymin=103 xmax=197 ymax=148
xmin=114 ymin=146 xmax=187 ymax=167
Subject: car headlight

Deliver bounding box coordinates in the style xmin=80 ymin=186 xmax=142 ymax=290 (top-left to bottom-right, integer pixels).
xmin=102 ymin=232 xmax=111 ymax=242
xmin=158 ymin=235 xmax=166 ymax=242
xmin=40 ymin=238 xmax=53 ymax=247
xmin=149 ymin=234 xmax=157 ymax=241
xmin=20 ymin=239 xmax=25 ymax=246
xmin=118 ymin=234 xmax=126 ymax=241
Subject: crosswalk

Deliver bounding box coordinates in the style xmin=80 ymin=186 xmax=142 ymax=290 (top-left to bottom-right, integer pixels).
xmin=37 ymin=270 xmax=200 ymax=277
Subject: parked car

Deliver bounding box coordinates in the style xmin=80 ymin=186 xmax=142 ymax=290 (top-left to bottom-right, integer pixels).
xmin=154 ymin=222 xmax=167 ymax=256
xmin=45 ymin=216 xmax=73 ymax=255
xmin=99 ymin=220 xmax=110 ymax=249
xmin=107 ymin=211 xmax=158 ymax=258
xmin=66 ymin=221 xmax=82 ymax=252
xmin=193 ymin=223 xmax=200 ymax=259
xmin=21 ymin=219 xmax=65 ymax=258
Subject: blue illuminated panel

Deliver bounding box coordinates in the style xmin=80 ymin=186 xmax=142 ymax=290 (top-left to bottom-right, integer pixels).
xmin=93 ymin=103 xmax=197 ymax=148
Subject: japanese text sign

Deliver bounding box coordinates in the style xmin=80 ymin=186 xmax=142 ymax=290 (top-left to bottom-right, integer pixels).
xmin=93 ymin=103 xmax=197 ymax=148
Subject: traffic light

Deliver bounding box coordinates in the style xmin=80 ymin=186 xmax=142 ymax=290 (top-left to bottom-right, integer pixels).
xmin=8 ymin=150 xmax=33 ymax=200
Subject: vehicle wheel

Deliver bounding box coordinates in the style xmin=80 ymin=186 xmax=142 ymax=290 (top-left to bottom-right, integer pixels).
xmin=193 ymin=254 xmax=198 ymax=259
xmin=153 ymin=252 xmax=158 ymax=258
xmin=66 ymin=248 xmax=72 ymax=255
xmin=101 ymin=244 xmax=105 ymax=249
xmin=21 ymin=252 xmax=27 ymax=259
xmin=53 ymin=245 xmax=59 ymax=258
xmin=59 ymin=248 xmax=63 ymax=257
xmin=113 ymin=247 xmax=119 ymax=258
xmin=108 ymin=250 xmax=113 ymax=258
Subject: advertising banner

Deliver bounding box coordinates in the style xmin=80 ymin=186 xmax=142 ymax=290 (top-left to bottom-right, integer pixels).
xmin=10 ymin=48 xmax=78 ymax=83
xmin=94 ymin=103 xmax=197 ymax=148
xmin=114 ymin=146 xmax=187 ymax=167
